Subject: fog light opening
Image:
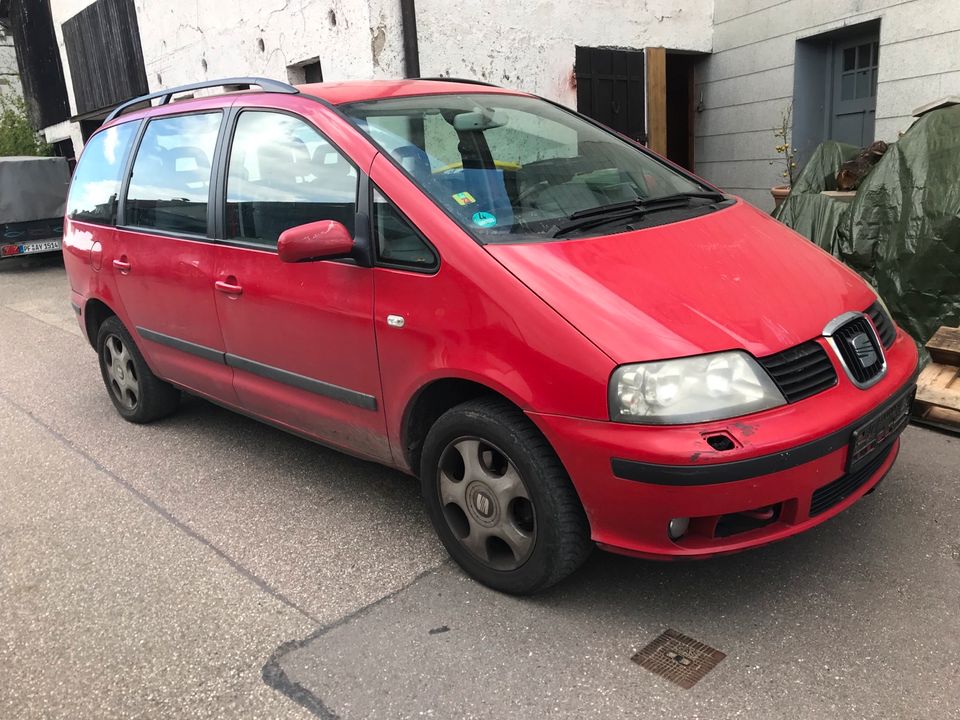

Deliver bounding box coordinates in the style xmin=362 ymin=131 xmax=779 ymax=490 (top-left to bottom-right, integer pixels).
xmin=668 ymin=517 xmax=690 ymax=540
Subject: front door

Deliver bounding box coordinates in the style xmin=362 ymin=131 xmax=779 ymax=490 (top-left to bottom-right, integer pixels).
xmin=831 ymin=34 xmax=879 ymax=148
xmin=113 ymin=110 xmax=237 ymax=403
xmin=212 ymin=108 xmax=390 ymax=462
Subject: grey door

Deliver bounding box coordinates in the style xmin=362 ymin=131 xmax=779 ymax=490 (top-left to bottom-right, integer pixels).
xmin=831 ymin=35 xmax=879 ymax=147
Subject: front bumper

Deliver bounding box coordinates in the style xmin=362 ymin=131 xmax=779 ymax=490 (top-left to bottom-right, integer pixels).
xmin=528 ymin=331 xmax=919 ymax=559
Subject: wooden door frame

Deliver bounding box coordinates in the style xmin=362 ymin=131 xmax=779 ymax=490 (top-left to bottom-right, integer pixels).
xmin=646 ymin=48 xmax=699 ymax=168
xmin=645 ymin=47 xmax=668 ymax=155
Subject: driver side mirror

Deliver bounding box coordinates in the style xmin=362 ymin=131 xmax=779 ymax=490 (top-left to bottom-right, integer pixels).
xmin=277 ymin=220 xmax=354 ymax=263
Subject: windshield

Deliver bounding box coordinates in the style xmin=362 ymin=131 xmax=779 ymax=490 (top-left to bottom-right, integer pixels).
xmin=341 ymin=93 xmax=711 ymax=241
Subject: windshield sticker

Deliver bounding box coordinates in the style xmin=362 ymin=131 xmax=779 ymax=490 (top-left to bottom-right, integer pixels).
xmin=472 ymin=211 xmax=497 ymax=228
xmin=452 ymin=191 xmax=476 ymax=205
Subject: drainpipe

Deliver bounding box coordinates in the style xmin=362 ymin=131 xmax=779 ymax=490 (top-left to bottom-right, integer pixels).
xmin=400 ymin=0 xmax=420 ymax=78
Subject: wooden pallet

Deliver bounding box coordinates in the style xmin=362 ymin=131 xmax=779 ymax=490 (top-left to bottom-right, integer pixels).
xmin=913 ymin=326 xmax=960 ymax=433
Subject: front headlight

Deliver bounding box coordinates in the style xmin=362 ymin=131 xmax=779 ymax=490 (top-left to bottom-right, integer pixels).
xmin=609 ymin=351 xmax=786 ymax=424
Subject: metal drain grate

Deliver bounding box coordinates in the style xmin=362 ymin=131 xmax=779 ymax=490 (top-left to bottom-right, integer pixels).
xmin=631 ymin=629 xmax=726 ymax=689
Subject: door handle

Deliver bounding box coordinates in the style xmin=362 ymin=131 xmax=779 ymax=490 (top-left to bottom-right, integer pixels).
xmin=113 ymin=257 xmax=131 ymax=274
xmin=215 ymin=278 xmax=243 ymax=296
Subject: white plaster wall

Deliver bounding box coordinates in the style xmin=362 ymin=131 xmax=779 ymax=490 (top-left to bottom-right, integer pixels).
xmin=0 ymin=27 xmax=23 ymax=100
xmin=46 ymin=0 xmax=409 ymax=147
xmin=133 ymin=0 xmax=396 ymax=91
xmin=697 ymin=0 xmax=960 ymax=210
xmin=46 ymin=0 xmax=410 ymax=102
xmin=413 ymin=0 xmax=714 ymax=106
xmin=47 ymin=0 xmax=712 ymax=148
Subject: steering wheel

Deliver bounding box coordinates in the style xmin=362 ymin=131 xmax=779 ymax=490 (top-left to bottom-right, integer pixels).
xmin=517 ymin=180 xmax=551 ymax=205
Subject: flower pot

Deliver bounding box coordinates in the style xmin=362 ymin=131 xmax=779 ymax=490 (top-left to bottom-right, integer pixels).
xmin=771 ymin=185 xmax=791 ymax=209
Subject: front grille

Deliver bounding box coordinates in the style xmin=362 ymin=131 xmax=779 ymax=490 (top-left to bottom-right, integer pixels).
xmin=865 ymin=301 xmax=896 ymax=348
xmin=757 ymin=341 xmax=838 ymax=403
xmin=809 ymin=441 xmax=895 ymax=516
xmin=831 ymin=316 xmax=885 ymax=385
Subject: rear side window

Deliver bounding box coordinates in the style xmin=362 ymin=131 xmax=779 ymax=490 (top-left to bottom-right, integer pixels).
xmin=124 ymin=112 xmax=221 ymax=235
xmin=225 ymin=111 xmax=358 ymax=248
xmin=66 ymin=121 xmax=139 ymax=225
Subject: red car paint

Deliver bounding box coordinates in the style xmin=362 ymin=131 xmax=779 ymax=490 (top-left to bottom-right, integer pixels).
xmin=63 ymin=80 xmax=918 ymax=560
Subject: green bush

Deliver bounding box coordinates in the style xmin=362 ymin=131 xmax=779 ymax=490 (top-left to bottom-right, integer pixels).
xmin=0 ymin=95 xmax=51 ymax=157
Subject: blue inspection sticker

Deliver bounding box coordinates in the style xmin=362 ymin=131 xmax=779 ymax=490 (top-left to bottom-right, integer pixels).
xmin=472 ymin=211 xmax=497 ymax=228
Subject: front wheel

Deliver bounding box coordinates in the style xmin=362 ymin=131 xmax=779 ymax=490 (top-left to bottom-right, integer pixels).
xmin=420 ymin=397 xmax=592 ymax=594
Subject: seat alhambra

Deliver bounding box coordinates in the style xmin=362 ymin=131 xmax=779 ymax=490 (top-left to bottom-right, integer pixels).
xmin=62 ymin=77 xmax=919 ymax=594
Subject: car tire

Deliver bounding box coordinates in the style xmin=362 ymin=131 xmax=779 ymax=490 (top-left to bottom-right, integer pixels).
xmin=420 ymin=397 xmax=592 ymax=594
xmin=96 ymin=315 xmax=180 ymax=423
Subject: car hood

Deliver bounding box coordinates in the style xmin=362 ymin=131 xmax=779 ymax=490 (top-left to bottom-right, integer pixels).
xmin=485 ymin=200 xmax=876 ymax=364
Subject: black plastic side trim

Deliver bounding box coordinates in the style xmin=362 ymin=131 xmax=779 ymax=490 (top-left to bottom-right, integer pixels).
xmin=209 ymin=103 xmax=237 ymax=240
xmin=224 ymin=354 xmax=377 ymax=410
xmin=136 ymin=327 xmax=226 ymax=364
xmin=116 ymin=118 xmax=148 ymax=228
xmin=353 ymin=169 xmax=374 ymax=267
xmin=136 ymin=326 xmax=378 ymax=411
xmin=611 ymin=376 xmax=917 ymax=486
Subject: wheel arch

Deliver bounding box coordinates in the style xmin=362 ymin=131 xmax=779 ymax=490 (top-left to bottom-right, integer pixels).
xmin=83 ymin=298 xmax=118 ymax=348
xmin=401 ymin=376 xmax=565 ymax=480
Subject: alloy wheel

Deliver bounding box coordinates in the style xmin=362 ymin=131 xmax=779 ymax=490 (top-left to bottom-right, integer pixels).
xmin=103 ymin=334 xmax=139 ymax=410
xmin=437 ymin=437 xmax=536 ymax=571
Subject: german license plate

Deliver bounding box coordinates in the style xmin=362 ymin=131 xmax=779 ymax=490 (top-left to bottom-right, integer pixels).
xmin=847 ymin=388 xmax=913 ymax=471
xmin=1 ymin=239 xmax=61 ymax=257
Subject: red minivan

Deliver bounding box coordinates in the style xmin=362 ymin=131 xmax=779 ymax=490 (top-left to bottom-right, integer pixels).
xmin=63 ymin=77 xmax=919 ymax=593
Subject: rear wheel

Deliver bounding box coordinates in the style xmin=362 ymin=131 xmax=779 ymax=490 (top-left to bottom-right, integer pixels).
xmin=96 ymin=316 xmax=180 ymax=423
xmin=420 ymin=397 xmax=592 ymax=594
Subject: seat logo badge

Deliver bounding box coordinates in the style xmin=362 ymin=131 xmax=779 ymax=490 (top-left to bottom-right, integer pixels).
xmin=850 ymin=333 xmax=877 ymax=367
xmin=474 ymin=492 xmax=493 ymax=518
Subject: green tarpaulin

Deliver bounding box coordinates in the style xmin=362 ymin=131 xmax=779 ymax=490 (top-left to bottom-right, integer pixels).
xmin=772 ymin=107 xmax=960 ymax=345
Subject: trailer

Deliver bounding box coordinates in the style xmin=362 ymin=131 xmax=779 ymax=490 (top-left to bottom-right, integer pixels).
xmin=0 ymin=156 xmax=70 ymax=261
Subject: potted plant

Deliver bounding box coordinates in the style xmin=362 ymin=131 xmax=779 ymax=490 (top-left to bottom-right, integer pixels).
xmin=770 ymin=105 xmax=798 ymax=208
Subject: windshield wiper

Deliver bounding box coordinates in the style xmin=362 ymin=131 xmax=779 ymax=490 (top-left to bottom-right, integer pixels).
xmin=550 ymin=190 xmax=727 ymax=238
xmin=643 ymin=190 xmax=727 ymax=205
xmin=566 ymin=191 xmax=725 ymax=221
xmin=565 ymin=198 xmax=644 ymax=222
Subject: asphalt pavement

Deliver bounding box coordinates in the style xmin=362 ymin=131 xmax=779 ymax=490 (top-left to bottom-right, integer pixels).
xmin=1 ymin=254 xmax=958 ymax=719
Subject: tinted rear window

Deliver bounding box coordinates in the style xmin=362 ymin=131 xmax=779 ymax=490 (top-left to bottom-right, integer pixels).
xmin=66 ymin=121 xmax=139 ymax=225
xmin=125 ymin=112 xmax=221 ymax=235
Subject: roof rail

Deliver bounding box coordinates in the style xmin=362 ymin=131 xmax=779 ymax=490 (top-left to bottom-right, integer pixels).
xmin=417 ymin=76 xmax=501 ymax=88
xmin=105 ymin=77 xmax=298 ymax=122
